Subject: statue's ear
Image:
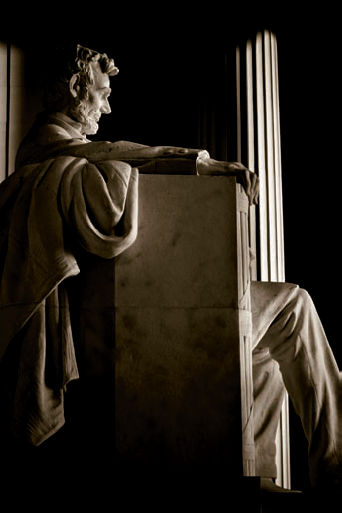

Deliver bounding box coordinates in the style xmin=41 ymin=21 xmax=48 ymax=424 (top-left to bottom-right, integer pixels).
xmin=69 ymin=74 xmax=80 ymax=98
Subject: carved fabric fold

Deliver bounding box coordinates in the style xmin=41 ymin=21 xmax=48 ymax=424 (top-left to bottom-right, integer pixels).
xmin=0 ymin=155 xmax=138 ymax=445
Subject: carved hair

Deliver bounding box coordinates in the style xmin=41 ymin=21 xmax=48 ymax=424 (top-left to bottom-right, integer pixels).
xmin=42 ymin=44 xmax=118 ymax=116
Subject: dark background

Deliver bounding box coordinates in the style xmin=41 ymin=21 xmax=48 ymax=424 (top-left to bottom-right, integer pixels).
xmin=276 ymin=19 xmax=341 ymax=492
xmin=2 ymin=6 xmax=341 ymax=491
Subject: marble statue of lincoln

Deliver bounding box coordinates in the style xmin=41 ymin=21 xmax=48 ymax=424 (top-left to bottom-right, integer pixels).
xmin=0 ymin=44 xmax=340 ymax=493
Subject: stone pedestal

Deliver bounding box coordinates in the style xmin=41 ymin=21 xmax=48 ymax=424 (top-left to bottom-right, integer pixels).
xmin=70 ymin=175 xmax=253 ymax=480
xmin=113 ymin=175 xmax=254 ymax=476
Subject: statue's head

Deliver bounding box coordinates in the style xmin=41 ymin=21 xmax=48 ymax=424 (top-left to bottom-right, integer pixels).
xmin=43 ymin=44 xmax=119 ymax=135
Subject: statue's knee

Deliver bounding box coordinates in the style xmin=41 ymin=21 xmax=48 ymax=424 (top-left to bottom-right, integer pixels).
xmin=297 ymin=287 xmax=312 ymax=306
xmin=293 ymin=287 xmax=316 ymax=320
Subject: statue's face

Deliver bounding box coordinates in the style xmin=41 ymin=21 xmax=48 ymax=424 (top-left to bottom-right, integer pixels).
xmin=80 ymin=61 xmax=112 ymax=135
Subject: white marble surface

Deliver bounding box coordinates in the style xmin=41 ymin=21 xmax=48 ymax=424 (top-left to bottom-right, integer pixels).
xmin=113 ymin=175 xmax=251 ymax=472
xmin=115 ymin=175 xmax=239 ymax=309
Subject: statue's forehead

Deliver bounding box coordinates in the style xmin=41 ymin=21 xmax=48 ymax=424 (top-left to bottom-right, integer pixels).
xmin=90 ymin=61 xmax=111 ymax=89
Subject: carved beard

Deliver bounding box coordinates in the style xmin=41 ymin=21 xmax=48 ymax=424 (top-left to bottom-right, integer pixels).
xmin=81 ymin=115 xmax=99 ymax=135
xmin=69 ymin=100 xmax=100 ymax=135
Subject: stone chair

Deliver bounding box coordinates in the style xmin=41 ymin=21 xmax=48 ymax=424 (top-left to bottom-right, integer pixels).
xmin=71 ymin=174 xmax=255 ymax=492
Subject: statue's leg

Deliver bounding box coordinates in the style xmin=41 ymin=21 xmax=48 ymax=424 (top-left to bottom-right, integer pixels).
xmin=252 ymin=347 xmax=285 ymax=479
xmin=255 ymin=285 xmax=340 ymax=489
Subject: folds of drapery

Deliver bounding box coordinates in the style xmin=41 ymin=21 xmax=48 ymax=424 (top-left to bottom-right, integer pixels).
xmin=0 ymin=155 xmax=138 ymax=445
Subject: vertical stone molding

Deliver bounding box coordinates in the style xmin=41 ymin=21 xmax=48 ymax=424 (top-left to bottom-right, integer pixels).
xmin=236 ymin=30 xmax=290 ymax=488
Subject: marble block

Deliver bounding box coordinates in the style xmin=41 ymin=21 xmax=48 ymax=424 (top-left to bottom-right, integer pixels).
xmin=115 ymin=175 xmax=239 ymax=309
xmin=68 ymin=176 xmax=253 ymax=477
xmin=114 ymin=175 xmax=253 ymax=475
xmin=115 ymin=306 xmax=243 ymax=471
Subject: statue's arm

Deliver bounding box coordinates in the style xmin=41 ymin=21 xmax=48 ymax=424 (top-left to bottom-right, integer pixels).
xmin=20 ymin=131 xmax=258 ymax=204
xmin=48 ymin=140 xmax=208 ymax=176
xmin=60 ymin=140 xmax=209 ymax=163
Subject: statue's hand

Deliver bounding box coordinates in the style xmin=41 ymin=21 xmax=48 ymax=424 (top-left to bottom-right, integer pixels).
xmin=197 ymin=158 xmax=259 ymax=206
xmin=225 ymin=161 xmax=259 ymax=206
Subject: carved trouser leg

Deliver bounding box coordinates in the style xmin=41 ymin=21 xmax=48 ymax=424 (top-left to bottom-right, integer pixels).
xmin=251 ymin=282 xmax=340 ymax=486
xmin=252 ymin=347 xmax=285 ymax=478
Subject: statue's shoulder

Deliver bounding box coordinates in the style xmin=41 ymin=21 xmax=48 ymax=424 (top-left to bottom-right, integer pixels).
xmin=16 ymin=113 xmax=84 ymax=168
xmin=33 ymin=123 xmax=70 ymax=145
xmin=29 ymin=112 xmax=84 ymax=146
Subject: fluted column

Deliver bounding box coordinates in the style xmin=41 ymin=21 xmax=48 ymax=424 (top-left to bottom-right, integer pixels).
xmin=0 ymin=44 xmax=36 ymax=180
xmin=0 ymin=42 xmax=8 ymax=183
xmin=236 ymin=29 xmax=291 ymax=488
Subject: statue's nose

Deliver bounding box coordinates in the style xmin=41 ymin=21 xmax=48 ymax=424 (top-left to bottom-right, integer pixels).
xmin=101 ymin=100 xmax=111 ymax=114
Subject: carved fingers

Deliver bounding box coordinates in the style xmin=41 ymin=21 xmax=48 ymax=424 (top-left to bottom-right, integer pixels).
xmin=194 ymin=157 xmax=260 ymax=205
xmin=244 ymin=168 xmax=259 ymax=206
xmin=227 ymin=162 xmax=259 ymax=206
